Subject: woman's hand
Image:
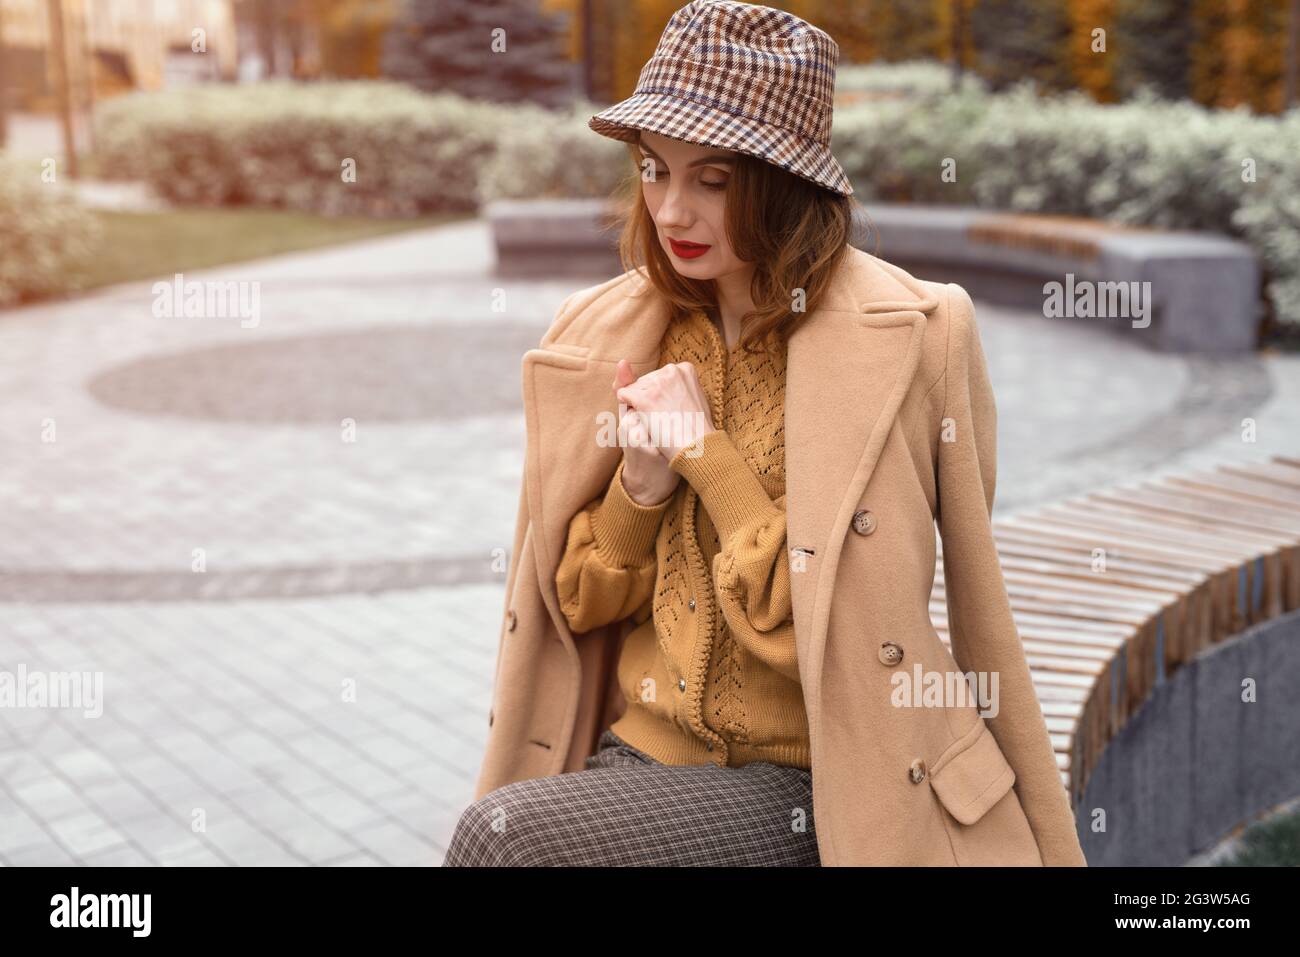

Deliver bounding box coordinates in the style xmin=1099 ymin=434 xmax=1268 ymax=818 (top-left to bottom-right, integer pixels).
xmin=613 ymin=360 xmax=682 ymax=507
xmin=615 ymin=358 xmax=717 ymax=467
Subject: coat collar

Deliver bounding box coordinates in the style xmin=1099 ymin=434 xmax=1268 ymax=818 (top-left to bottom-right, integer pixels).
xmin=519 ymin=246 xmax=940 ymax=728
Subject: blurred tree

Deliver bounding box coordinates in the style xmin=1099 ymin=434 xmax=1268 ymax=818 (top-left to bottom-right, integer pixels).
xmin=314 ymin=0 xmax=399 ymax=78
xmin=1068 ymin=0 xmax=1116 ymax=102
xmin=232 ymin=0 xmax=320 ymax=77
xmin=1193 ymin=0 xmax=1289 ymax=112
xmin=574 ymin=0 xmax=660 ymax=103
xmin=969 ymin=0 xmax=1073 ymax=93
xmin=1289 ymin=0 xmax=1300 ymax=107
xmin=545 ymin=0 xmax=1299 ymax=113
xmin=381 ymin=0 xmax=575 ymax=106
xmin=866 ymin=0 xmax=947 ymax=62
xmin=937 ymin=0 xmax=979 ymax=89
xmin=1232 ymin=0 xmax=1289 ymax=113
xmin=1112 ymin=0 xmax=1193 ymax=101
xmin=540 ymin=0 xmax=583 ymax=69
xmin=788 ymin=0 xmax=937 ymax=64
xmin=0 ymin=1 xmax=7 ymax=148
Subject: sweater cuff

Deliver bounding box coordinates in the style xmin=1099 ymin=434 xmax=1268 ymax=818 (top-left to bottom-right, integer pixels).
xmin=591 ymin=459 xmax=672 ymax=566
xmin=669 ymin=429 xmax=779 ymax=542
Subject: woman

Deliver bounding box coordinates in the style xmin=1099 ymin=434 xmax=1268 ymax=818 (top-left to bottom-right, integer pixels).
xmin=444 ymin=0 xmax=1087 ymax=867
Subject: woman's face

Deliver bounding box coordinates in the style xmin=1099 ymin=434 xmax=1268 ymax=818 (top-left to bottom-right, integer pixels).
xmin=637 ymin=130 xmax=749 ymax=280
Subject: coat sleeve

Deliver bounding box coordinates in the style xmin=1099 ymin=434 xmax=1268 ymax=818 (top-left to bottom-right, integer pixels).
xmin=935 ymin=282 xmax=1087 ymax=867
xmin=554 ymin=459 xmax=671 ymax=635
xmin=669 ymin=429 xmax=799 ymax=683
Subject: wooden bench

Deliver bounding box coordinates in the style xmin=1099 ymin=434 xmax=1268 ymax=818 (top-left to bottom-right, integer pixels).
xmin=929 ymin=455 xmax=1300 ymax=811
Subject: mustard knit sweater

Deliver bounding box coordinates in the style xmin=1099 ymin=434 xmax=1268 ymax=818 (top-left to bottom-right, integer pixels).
xmin=554 ymin=307 xmax=809 ymax=769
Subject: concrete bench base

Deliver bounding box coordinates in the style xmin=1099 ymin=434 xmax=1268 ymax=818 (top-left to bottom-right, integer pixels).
xmin=1076 ymin=607 xmax=1300 ymax=866
xmin=486 ymin=198 xmax=623 ymax=280
xmin=862 ymin=203 xmax=1261 ymax=354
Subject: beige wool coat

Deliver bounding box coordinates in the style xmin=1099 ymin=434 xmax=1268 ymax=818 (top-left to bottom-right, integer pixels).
xmin=473 ymin=245 xmax=1088 ymax=867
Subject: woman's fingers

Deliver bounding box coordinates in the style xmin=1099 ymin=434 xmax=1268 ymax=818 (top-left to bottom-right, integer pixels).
xmin=628 ymin=414 xmax=647 ymax=450
xmin=612 ymin=358 xmax=637 ymax=392
xmin=617 ymin=405 xmax=645 ymax=449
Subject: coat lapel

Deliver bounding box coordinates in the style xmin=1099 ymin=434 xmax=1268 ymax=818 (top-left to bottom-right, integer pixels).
xmin=520 ymin=250 xmax=940 ymax=743
xmin=520 ymin=277 xmax=673 ymax=649
xmin=784 ymin=299 xmax=933 ymax=737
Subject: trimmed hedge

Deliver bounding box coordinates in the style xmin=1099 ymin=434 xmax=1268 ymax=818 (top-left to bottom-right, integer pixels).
xmin=95 ymin=81 xmax=520 ymax=215
xmin=478 ymin=98 xmax=630 ymax=201
xmin=92 ymin=73 xmax=1300 ymax=327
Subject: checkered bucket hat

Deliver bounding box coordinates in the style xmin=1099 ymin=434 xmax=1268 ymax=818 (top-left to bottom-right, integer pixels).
xmin=588 ymin=0 xmax=853 ymax=196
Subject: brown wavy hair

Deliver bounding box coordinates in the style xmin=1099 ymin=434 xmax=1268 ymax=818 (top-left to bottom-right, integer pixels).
xmin=603 ymin=135 xmax=868 ymax=357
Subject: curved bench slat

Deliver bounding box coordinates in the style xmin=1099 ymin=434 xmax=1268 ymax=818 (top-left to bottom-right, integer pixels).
xmin=929 ymin=454 xmax=1300 ymax=807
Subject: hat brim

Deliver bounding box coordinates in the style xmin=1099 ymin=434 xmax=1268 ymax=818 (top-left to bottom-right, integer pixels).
xmin=589 ymin=91 xmax=854 ymax=197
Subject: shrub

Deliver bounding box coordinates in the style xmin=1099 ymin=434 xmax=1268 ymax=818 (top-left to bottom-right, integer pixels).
xmin=94 ymin=81 xmax=513 ymax=216
xmin=829 ymin=73 xmax=1300 ymax=328
xmin=477 ymin=98 xmax=628 ymax=201
xmin=0 ymin=155 xmax=102 ymax=307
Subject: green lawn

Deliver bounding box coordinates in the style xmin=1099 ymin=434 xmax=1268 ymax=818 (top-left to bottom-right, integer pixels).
xmin=78 ymin=207 xmax=465 ymax=291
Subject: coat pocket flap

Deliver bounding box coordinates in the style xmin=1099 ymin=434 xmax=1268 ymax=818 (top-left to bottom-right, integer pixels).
xmin=929 ymin=722 xmax=1016 ymax=826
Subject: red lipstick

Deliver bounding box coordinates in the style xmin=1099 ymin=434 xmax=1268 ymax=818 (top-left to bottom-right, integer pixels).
xmin=669 ymin=238 xmax=711 ymax=259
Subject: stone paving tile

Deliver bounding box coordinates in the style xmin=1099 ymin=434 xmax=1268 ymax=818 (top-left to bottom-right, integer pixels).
xmin=110 ymin=810 xmax=230 ymax=865
xmin=8 ymin=774 xmax=93 ymax=823
xmin=76 ymin=776 xmax=171 ymax=832
xmin=292 ymin=784 xmax=392 ymax=834
xmin=0 ymin=587 xmax=496 ymax=863
xmin=237 ymin=760 xmax=335 ymax=803
xmin=224 ymin=788 xmax=362 ymax=864
xmin=154 ymin=842 xmax=230 ymax=867
xmin=45 ymin=809 xmax=127 ymax=859
xmin=81 ymin=842 xmax=156 ymax=866
xmin=0 ymin=788 xmax=60 ymax=861
xmin=322 ymin=851 xmax=386 ymax=865
xmin=0 ymin=218 xmax=1291 ymax=866
xmin=47 ymin=747 xmax=120 ymax=787
xmin=195 ymin=814 xmax=306 ymax=866
xmin=4 ymin=841 xmax=81 ymax=867
xmin=348 ymin=819 xmax=438 ymax=867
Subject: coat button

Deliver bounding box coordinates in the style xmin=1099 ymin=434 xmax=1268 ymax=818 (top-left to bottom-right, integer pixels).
xmin=851 ymin=509 xmax=877 ymax=535
xmin=878 ymin=641 xmax=903 ymax=666
xmin=678 ymin=677 xmax=686 ymax=692
xmin=688 ymin=597 xmax=696 ymax=611
xmin=909 ymin=758 xmax=927 ymax=784
xmin=505 ymin=608 xmax=517 ymax=632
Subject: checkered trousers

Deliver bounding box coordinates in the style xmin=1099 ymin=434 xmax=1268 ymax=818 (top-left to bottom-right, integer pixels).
xmin=442 ymin=729 xmax=820 ymax=866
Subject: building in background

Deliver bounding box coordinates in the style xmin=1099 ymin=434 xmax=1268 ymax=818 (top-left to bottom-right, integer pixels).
xmin=0 ymin=0 xmax=238 ymax=112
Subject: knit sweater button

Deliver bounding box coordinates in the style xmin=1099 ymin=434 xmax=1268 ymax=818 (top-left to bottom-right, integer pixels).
xmin=688 ymin=597 xmax=696 ymax=611
xmin=678 ymin=678 xmax=686 ymax=692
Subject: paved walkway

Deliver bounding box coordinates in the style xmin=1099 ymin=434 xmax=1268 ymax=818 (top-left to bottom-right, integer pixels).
xmin=0 ymin=217 xmax=1295 ymax=865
